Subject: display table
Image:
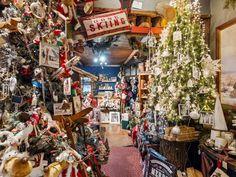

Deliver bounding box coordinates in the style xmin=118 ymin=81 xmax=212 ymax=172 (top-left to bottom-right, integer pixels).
xmin=199 ymin=144 xmax=236 ymax=175
xmin=159 ymin=138 xmax=200 ymax=171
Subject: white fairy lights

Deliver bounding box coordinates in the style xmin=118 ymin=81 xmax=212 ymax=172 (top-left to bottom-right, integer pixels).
xmin=148 ymin=0 xmax=218 ymax=121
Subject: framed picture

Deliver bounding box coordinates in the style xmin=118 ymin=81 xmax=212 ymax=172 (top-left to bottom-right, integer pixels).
xmin=39 ymin=42 xmax=59 ymax=68
xmin=109 ymin=111 xmax=120 ymax=124
xmin=216 ymin=18 xmax=236 ymax=107
xmin=100 ymin=112 xmax=110 ymax=123
xmin=53 ymin=102 xmax=73 ymax=116
xmin=73 ymin=96 xmax=81 ymax=114
xmin=178 ymin=104 xmax=189 ymax=117
xmin=200 ymin=111 xmax=214 ymax=125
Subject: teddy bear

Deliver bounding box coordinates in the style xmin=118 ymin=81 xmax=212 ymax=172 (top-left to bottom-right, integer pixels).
xmin=4 ymin=155 xmax=32 ymax=177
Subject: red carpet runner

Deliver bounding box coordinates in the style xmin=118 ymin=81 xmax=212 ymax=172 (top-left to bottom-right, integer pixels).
xmin=102 ymin=147 xmax=143 ymax=177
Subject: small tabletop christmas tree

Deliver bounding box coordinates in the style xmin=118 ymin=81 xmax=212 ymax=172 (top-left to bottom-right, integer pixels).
xmin=149 ymin=0 xmax=219 ymax=121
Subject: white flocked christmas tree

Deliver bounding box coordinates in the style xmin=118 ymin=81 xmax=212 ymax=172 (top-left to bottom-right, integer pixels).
xmin=149 ymin=0 xmax=220 ymax=121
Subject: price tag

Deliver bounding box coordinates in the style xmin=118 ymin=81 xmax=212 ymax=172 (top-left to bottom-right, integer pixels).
xmin=173 ymin=31 xmax=182 ymax=41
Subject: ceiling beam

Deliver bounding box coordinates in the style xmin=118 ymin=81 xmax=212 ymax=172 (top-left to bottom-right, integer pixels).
xmin=124 ymin=49 xmax=139 ymax=64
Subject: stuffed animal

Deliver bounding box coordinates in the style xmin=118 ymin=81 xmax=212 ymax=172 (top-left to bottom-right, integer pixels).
xmin=4 ymin=156 xmax=32 ymax=177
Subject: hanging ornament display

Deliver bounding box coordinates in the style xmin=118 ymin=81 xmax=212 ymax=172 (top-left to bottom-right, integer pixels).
xmin=0 ymin=0 xmax=112 ymax=175
xmin=147 ymin=0 xmax=218 ymax=120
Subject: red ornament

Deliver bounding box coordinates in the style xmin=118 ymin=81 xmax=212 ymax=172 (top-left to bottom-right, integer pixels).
xmin=91 ymin=98 xmax=97 ymax=108
xmin=20 ymin=65 xmax=33 ymax=76
xmin=71 ymin=81 xmax=80 ymax=89
xmin=54 ymin=29 xmax=62 ymax=36
xmin=23 ymin=11 xmax=33 ymax=17
xmin=60 ymin=51 xmax=66 ymax=66
xmin=33 ymin=39 xmax=40 ymax=45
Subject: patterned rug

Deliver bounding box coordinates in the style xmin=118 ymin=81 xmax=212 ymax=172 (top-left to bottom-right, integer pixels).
xmin=102 ymin=146 xmax=143 ymax=177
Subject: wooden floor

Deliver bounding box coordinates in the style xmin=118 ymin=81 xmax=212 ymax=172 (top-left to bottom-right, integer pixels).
xmin=101 ymin=124 xmax=133 ymax=147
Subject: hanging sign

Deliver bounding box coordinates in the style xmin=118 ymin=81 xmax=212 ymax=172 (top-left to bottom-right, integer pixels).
xmin=82 ymin=10 xmax=131 ymax=40
xmin=144 ymin=149 xmax=176 ymax=177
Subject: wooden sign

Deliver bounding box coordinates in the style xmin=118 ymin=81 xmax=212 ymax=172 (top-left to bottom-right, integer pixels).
xmin=82 ymin=10 xmax=130 ymax=40
xmin=144 ymin=149 xmax=176 ymax=177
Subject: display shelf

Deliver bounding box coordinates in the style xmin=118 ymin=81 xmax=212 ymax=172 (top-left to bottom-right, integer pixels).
xmin=130 ymin=26 xmax=163 ymax=34
xmin=138 ymin=72 xmax=151 ymax=113
xmin=98 ymin=81 xmax=117 ymax=83
xmin=98 ymin=89 xmax=114 ymax=91
xmin=138 ymin=72 xmax=154 ymax=76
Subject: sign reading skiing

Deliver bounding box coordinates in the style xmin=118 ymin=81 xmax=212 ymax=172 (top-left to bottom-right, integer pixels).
xmin=82 ymin=10 xmax=130 ymax=39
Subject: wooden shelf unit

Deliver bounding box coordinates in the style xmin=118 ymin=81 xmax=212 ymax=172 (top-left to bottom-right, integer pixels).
xmin=138 ymin=74 xmax=151 ymax=113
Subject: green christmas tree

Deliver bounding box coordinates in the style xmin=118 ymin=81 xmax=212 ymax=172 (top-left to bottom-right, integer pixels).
xmin=149 ymin=0 xmax=219 ymax=121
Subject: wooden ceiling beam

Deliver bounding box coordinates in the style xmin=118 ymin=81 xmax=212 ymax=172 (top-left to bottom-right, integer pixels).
xmin=124 ymin=49 xmax=139 ymax=64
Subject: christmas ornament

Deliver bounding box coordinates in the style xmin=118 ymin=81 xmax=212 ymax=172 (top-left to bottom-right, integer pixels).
xmin=189 ymin=110 xmax=200 ymax=120
xmin=168 ymin=84 xmax=176 ymax=94
xmin=171 ymin=125 xmax=180 ymax=135
xmin=173 ymin=31 xmax=182 ymax=41
xmin=157 ymin=86 xmax=163 ymax=93
xmin=161 ymin=49 xmax=170 ymax=57
xmin=30 ymin=1 xmax=46 ymax=19
xmin=63 ymin=77 xmax=72 ymax=95
xmin=187 ymin=79 xmax=193 ymax=88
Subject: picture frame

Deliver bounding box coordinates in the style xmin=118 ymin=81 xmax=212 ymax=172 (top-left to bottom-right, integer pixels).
xmin=216 ymin=18 xmax=236 ymax=108
xmin=178 ymin=104 xmax=189 ymax=117
xmin=53 ymin=102 xmax=73 ymax=116
xmin=109 ymin=111 xmax=120 ymax=124
xmin=39 ymin=42 xmax=59 ymax=69
xmin=100 ymin=112 xmax=110 ymax=123
xmin=73 ymin=96 xmax=81 ymax=114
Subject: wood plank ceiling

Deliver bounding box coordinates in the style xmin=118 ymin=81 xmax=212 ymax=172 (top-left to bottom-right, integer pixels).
xmin=80 ymin=35 xmax=133 ymax=65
